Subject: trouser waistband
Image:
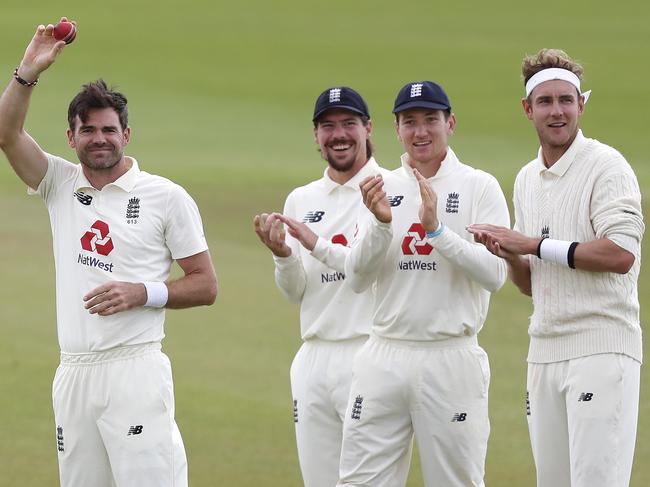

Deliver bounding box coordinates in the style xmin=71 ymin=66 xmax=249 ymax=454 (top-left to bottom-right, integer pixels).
xmin=369 ymin=334 xmax=478 ymax=350
xmin=60 ymin=342 xmax=162 ymax=365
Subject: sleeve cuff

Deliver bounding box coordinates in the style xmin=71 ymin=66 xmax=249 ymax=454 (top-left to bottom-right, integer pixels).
xmin=310 ymin=236 xmax=328 ymax=260
xmin=273 ymin=252 xmax=300 ymax=269
xmin=607 ymin=234 xmax=640 ymax=257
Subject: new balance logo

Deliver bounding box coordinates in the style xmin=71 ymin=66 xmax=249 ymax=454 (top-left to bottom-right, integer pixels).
xmin=329 ymin=88 xmax=341 ymax=102
xmin=303 ymin=211 xmax=325 ymax=223
xmin=56 ymin=426 xmax=64 ymax=452
xmin=351 ymin=395 xmax=363 ymax=420
xmin=388 ymin=195 xmax=404 ymax=207
xmin=446 ymin=192 xmax=459 ymax=213
xmin=127 ymin=425 xmax=143 ymax=436
xmin=451 ymin=412 xmax=467 ymax=422
xmin=410 ymin=83 xmax=423 ymax=97
xmin=578 ymin=392 xmax=594 ymax=402
xmin=293 ymin=399 xmax=298 ymax=423
xmin=73 ymin=191 xmax=93 ymax=206
xmin=541 ymin=226 xmax=550 ymax=239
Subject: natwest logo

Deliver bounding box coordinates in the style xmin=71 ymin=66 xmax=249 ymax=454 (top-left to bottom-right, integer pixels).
xmin=401 ymin=223 xmax=433 ymax=255
xmin=331 ymin=234 xmax=348 ymax=246
xmin=81 ymin=220 xmax=114 ymax=256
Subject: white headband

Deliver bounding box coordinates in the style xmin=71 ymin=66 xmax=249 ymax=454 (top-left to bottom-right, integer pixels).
xmin=525 ymin=68 xmax=591 ymax=103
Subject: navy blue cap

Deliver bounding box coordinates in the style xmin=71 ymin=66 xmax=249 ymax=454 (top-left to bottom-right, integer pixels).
xmin=313 ymin=86 xmax=370 ymax=122
xmin=393 ymin=81 xmax=451 ymax=114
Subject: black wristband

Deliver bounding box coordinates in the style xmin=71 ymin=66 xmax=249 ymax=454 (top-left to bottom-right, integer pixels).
xmin=567 ymin=242 xmax=579 ymax=269
xmin=536 ymin=237 xmax=547 ymax=258
xmin=13 ymin=68 xmax=38 ymax=87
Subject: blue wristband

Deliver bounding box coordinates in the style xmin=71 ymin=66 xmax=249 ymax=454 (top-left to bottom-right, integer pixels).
xmin=426 ymin=222 xmax=444 ymax=238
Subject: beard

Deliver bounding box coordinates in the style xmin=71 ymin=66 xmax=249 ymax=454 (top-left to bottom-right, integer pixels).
xmin=321 ymin=139 xmax=359 ymax=173
xmin=76 ymin=144 xmax=123 ymax=171
xmin=326 ymin=153 xmax=357 ymax=173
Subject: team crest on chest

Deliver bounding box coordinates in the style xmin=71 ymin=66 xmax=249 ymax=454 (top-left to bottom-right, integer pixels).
xmin=541 ymin=226 xmax=550 ymax=238
xmin=445 ymin=192 xmax=459 ymax=213
xmin=126 ymin=197 xmax=140 ymax=224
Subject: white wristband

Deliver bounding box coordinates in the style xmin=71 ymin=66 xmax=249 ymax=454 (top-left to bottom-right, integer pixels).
xmin=538 ymin=239 xmax=579 ymax=268
xmin=143 ymin=281 xmax=168 ymax=308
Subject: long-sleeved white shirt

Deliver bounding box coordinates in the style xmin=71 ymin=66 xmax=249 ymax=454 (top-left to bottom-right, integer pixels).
xmin=346 ymin=148 xmax=509 ymax=341
xmin=514 ymin=130 xmax=644 ymax=363
xmin=274 ymin=158 xmax=387 ymax=341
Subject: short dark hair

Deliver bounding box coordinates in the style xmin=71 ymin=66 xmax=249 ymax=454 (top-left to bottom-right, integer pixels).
xmin=68 ymin=80 xmax=128 ymax=131
xmin=395 ymin=109 xmax=450 ymax=123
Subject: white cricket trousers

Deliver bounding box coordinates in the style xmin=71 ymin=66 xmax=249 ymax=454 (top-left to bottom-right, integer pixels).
xmin=290 ymin=337 xmax=412 ymax=487
xmin=53 ymin=343 xmax=188 ymax=487
xmin=338 ymin=335 xmax=490 ymax=487
xmin=527 ymin=353 xmax=640 ymax=487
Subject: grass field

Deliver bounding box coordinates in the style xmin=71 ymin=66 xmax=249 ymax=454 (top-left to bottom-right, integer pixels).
xmin=1 ymin=1 xmax=648 ymax=485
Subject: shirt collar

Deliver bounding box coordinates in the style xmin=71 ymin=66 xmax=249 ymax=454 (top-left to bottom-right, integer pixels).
xmin=535 ymin=130 xmax=587 ymax=177
xmin=399 ymin=147 xmax=459 ymax=180
xmin=74 ymin=157 xmax=141 ymax=192
xmin=321 ymin=157 xmax=381 ymax=194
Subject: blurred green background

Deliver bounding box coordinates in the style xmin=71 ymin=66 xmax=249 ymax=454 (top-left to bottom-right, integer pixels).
xmin=1 ymin=1 xmax=648 ymax=485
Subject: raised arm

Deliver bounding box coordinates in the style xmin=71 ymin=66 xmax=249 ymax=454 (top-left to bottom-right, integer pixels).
xmin=254 ymin=211 xmax=307 ymax=303
xmin=415 ymin=169 xmax=509 ymax=292
xmin=345 ymin=175 xmax=393 ymax=293
xmin=274 ymin=214 xmax=350 ymax=273
xmin=466 ymin=224 xmax=534 ymax=295
xmin=0 ymin=19 xmax=73 ymax=189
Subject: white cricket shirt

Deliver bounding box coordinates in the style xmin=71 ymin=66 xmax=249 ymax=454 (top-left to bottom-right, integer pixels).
xmin=274 ymin=158 xmax=387 ymax=341
xmin=346 ymin=148 xmax=510 ymax=341
xmin=32 ymin=154 xmax=208 ymax=353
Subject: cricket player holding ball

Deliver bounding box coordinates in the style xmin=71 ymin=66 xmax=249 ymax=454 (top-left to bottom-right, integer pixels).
xmin=0 ymin=18 xmax=218 ymax=486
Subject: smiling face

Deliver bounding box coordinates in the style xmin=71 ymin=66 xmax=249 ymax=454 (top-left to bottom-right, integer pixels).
xmin=395 ymin=108 xmax=455 ymax=167
xmin=67 ymin=107 xmax=130 ymax=171
xmin=523 ymin=79 xmax=584 ymax=157
xmin=314 ymin=108 xmax=371 ymax=175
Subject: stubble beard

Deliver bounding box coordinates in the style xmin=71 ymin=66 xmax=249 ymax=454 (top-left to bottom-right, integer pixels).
xmin=78 ymin=145 xmax=123 ymax=171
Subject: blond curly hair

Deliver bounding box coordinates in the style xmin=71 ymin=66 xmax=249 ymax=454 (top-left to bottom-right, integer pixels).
xmin=521 ymin=48 xmax=584 ymax=85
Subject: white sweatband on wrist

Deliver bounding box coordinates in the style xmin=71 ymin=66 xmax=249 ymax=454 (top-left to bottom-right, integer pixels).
xmin=537 ymin=238 xmax=579 ymax=268
xmin=525 ymin=67 xmax=592 ymax=104
xmin=143 ymin=281 xmax=168 ymax=308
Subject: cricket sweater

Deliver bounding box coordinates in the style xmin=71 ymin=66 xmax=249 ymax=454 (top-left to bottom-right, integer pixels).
xmin=514 ymin=131 xmax=645 ymax=363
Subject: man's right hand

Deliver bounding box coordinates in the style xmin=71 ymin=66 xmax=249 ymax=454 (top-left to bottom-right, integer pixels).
xmin=360 ymin=175 xmax=392 ymax=224
xmin=17 ymin=18 xmax=75 ymax=82
xmin=253 ymin=212 xmax=292 ymax=257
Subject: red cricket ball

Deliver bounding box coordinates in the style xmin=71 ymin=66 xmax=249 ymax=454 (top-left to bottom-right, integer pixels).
xmin=53 ymin=21 xmax=77 ymax=44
